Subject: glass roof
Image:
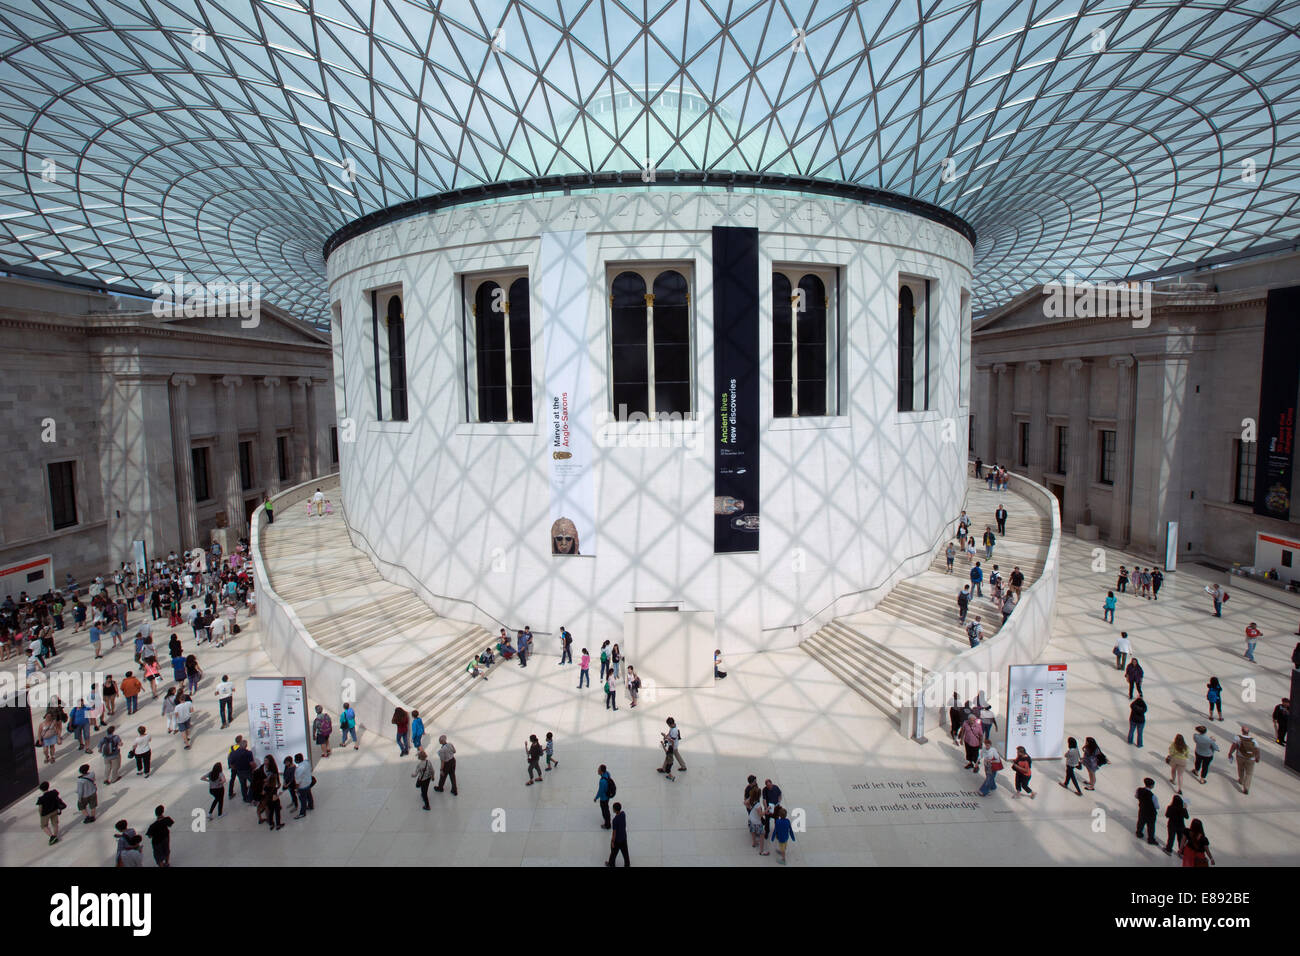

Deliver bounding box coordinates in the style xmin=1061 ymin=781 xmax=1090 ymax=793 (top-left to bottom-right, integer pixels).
xmin=0 ymin=0 xmax=1297 ymax=325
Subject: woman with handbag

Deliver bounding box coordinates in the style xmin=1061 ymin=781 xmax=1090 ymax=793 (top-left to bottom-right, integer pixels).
xmin=1059 ymin=737 xmax=1083 ymax=795
xmin=977 ymin=739 xmax=1003 ymax=796
xmin=1206 ymin=677 xmax=1224 ymax=721
xmin=412 ymin=749 xmax=435 ymax=809
xmin=1011 ymin=746 xmax=1035 ymax=798
xmin=1180 ymin=819 xmax=1215 ymax=867
xmin=1166 ymin=734 xmax=1191 ymax=793
xmin=1080 ymin=737 xmax=1103 ymax=791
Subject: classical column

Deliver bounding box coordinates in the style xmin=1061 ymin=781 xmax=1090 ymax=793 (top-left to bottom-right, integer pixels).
xmin=169 ymin=374 xmax=198 ymax=549
xmin=978 ymin=365 xmax=998 ymax=465
xmin=993 ymin=363 xmax=1015 ymax=466
xmin=107 ymin=373 xmax=180 ymax=562
xmin=1062 ymin=358 xmax=1092 ymax=530
xmin=1024 ymin=361 xmax=1049 ymax=484
xmin=257 ymin=377 xmax=281 ymax=495
xmin=291 ymin=377 xmax=311 ymax=483
xmin=1108 ymin=356 xmax=1137 ymax=548
xmin=213 ymin=375 xmax=245 ymax=535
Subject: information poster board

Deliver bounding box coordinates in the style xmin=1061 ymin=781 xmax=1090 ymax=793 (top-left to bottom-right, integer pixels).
xmin=1005 ymin=664 xmax=1068 ymax=759
xmin=245 ymin=677 xmax=311 ymax=767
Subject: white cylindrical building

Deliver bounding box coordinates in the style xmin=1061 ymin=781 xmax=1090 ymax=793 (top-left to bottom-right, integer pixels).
xmin=326 ymin=182 xmax=973 ymax=685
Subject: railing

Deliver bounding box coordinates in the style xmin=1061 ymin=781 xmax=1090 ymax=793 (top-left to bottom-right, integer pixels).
xmin=903 ymin=462 xmax=1061 ymax=739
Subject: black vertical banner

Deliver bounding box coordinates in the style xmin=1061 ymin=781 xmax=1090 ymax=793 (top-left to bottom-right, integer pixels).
xmin=713 ymin=226 xmax=761 ymax=553
xmin=0 ymin=693 xmax=38 ymax=812
xmin=1254 ymin=286 xmax=1300 ymax=519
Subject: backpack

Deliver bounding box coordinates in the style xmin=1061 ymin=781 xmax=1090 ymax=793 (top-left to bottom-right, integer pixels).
xmin=604 ymin=774 xmax=616 ymax=798
xmin=1238 ymin=737 xmax=1259 ymax=760
xmin=317 ymin=714 xmax=332 ymax=737
xmin=632 ymin=676 xmax=642 ymax=691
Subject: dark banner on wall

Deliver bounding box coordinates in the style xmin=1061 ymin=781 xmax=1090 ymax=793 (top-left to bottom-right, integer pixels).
xmin=1254 ymin=286 xmax=1300 ymax=519
xmin=0 ymin=693 xmax=38 ymax=812
xmin=713 ymin=226 xmax=761 ymax=553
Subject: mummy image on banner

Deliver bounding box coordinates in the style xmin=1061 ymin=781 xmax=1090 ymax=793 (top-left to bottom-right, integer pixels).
xmin=541 ymin=230 xmax=596 ymax=555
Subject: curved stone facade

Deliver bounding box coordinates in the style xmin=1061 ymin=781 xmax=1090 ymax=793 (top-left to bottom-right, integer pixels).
xmin=326 ymin=190 xmax=974 ymax=663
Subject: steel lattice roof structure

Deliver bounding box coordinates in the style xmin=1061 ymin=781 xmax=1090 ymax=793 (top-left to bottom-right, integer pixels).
xmin=0 ymin=0 xmax=1297 ymax=325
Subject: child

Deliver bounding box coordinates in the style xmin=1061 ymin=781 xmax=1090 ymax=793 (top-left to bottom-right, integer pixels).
xmin=411 ymin=710 xmax=425 ymax=749
xmin=770 ymin=806 xmax=795 ymax=863
xmin=545 ymin=731 xmax=558 ymax=771
xmin=324 ymin=499 xmax=333 ymax=515
xmin=748 ymin=800 xmax=769 ymax=855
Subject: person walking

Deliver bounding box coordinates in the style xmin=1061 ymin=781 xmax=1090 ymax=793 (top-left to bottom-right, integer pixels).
xmin=970 ymin=561 xmax=984 ymax=598
xmin=1151 ymin=568 xmax=1164 ymax=600
xmin=36 ymin=781 xmax=65 ymax=845
xmin=1103 ymin=590 xmax=1117 ymax=624
xmin=525 ymin=734 xmax=544 ymax=785
xmin=102 ymin=675 xmax=117 ymax=717
xmin=98 ymin=725 xmax=122 ymax=784
xmin=75 ymin=764 xmax=98 ymax=823
xmin=544 ymin=731 xmax=559 ymax=771
xmin=1010 ymin=746 xmax=1034 ymax=798
xmin=1206 ymin=677 xmax=1224 ymax=721
xmin=945 ymin=541 xmax=956 ymax=573
xmin=392 ymin=706 xmax=410 ymax=756
xmin=1114 ymin=631 xmax=1131 ymax=670
xmin=69 ymin=699 xmax=92 ymax=753
xmin=263 ymin=494 xmax=273 ymax=525
xmin=626 ymin=666 xmax=641 ymax=708
xmin=411 ymin=710 xmax=425 ymax=750
xmin=174 ymin=694 xmax=194 ymax=749
xmin=203 ymin=763 xmax=225 ymax=818
xmin=957 ymin=585 xmax=971 ymax=624
xmin=339 ymin=702 xmax=359 ymax=749
xmin=128 ymin=725 xmax=152 ymax=776
xmin=1204 ymin=583 xmax=1228 ymax=617
xmin=603 ymin=671 xmax=618 ymax=710
xmin=578 ymin=648 xmax=591 ymax=688
xmin=1180 ymin=819 xmax=1216 ymax=867
xmin=559 ymin=626 xmax=572 ymax=665
xmin=263 ymin=774 xmax=283 ymax=831
xmin=215 ymin=675 xmax=235 ymax=729
xmin=146 ymin=805 xmax=175 ymax=864
xmin=595 ymin=764 xmax=614 ymax=827
xmin=282 ymin=755 xmax=299 ymax=813
xmin=965 ymin=616 xmax=984 ymax=648
xmin=293 ymin=752 xmax=313 ymax=816
xmin=312 ymin=705 xmax=332 ymax=757
xmin=747 ymin=798 xmax=769 ymax=855
xmin=1009 ymin=566 xmax=1025 ymax=599
xmin=162 ymin=687 xmax=178 ymax=736
xmin=434 ymin=735 xmax=457 ymax=795
xmin=1227 ymin=727 xmax=1260 ymax=795
xmin=770 ymin=806 xmax=795 ymax=863
xmin=1192 ymin=725 xmax=1219 ymax=783
xmin=1080 ymin=737 xmax=1103 ymax=791
xmin=995 ymin=504 xmax=1007 ymax=535
xmin=982 ymin=526 xmax=996 ymax=559
xmin=1127 ymin=694 xmax=1147 ymax=748
xmin=610 ymin=643 xmax=622 ymax=679
xmin=1163 ymin=793 xmax=1189 ymax=855
xmin=1167 ymin=734 xmax=1190 ymax=793
xmin=121 ymin=671 xmax=142 ymax=715
xmin=1273 ymin=698 xmax=1291 ymax=745
xmin=958 ymin=712 xmax=983 ymax=773
xmin=661 ymin=716 xmax=686 ymax=772
xmin=606 ymin=802 xmax=629 ymax=867
xmin=1135 ymin=777 xmax=1159 ymax=845
xmin=1059 ymin=737 xmax=1083 ymax=795
xmin=599 ymin=641 xmax=610 ymax=680
xmin=228 ymin=737 xmax=255 ymax=802
xmin=977 ymin=739 xmax=1003 ymax=797
xmin=1244 ymin=622 xmax=1261 ymax=663
xmin=412 ymin=749 xmax=435 ymax=809
xmin=1125 ymin=657 xmax=1144 ymax=699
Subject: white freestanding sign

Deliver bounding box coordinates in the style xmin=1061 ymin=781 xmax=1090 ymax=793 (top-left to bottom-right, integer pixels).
xmin=1005 ymin=664 xmax=1068 ymax=759
xmin=245 ymin=677 xmax=311 ymax=768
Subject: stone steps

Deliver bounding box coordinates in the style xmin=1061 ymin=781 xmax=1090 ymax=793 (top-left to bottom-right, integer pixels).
xmin=308 ymin=597 xmax=437 ymax=656
xmin=800 ymin=619 xmax=932 ymax=718
xmin=384 ymin=625 xmax=496 ymax=721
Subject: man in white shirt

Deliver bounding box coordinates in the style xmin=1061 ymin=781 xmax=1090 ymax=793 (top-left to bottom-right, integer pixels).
xmin=312 ymin=488 xmax=325 ymax=516
xmin=174 ymin=696 xmax=195 ymax=749
xmin=293 ymin=753 xmax=314 ymax=816
xmin=215 ymin=675 xmax=235 ymax=728
xmin=209 ymin=614 xmax=228 ymax=648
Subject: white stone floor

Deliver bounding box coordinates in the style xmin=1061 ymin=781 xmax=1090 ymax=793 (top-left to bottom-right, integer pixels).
xmin=4 ymin=530 xmax=1299 ymax=866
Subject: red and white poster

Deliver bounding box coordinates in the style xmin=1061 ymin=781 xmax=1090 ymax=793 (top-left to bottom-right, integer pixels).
xmin=1005 ymin=664 xmax=1068 ymax=759
xmin=245 ymin=677 xmax=311 ymax=767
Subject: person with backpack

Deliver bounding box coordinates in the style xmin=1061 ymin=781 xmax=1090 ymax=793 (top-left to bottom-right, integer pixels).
xmin=312 ymin=705 xmax=333 ymax=757
xmin=957 ymin=585 xmax=971 ymax=624
xmin=1206 ymin=677 xmax=1224 ymax=721
xmin=1127 ymin=694 xmax=1148 ymax=748
xmin=1244 ymin=622 xmax=1261 ymax=663
xmin=36 ymin=781 xmax=65 ymax=846
xmin=594 ymin=764 xmax=614 ymax=827
xmin=1228 ymin=727 xmax=1261 ymax=795
xmin=965 ymin=616 xmax=983 ymax=648
xmin=339 ymin=702 xmax=358 ymax=749
xmin=599 ymin=641 xmax=611 ymax=681
xmin=625 ymin=666 xmax=641 ymax=707
xmin=970 ymin=561 xmax=984 ymax=597
xmin=945 ymin=541 xmax=956 ymax=573
xmin=98 ymin=725 xmax=122 ymax=784
xmin=1103 ymin=590 xmax=1117 ymax=624
xmin=76 ymin=764 xmax=98 ymax=823
xmin=1135 ymin=778 xmax=1159 ymax=845
xmin=603 ymin=671 xmax=618 ymax=711
xmin=982 ymin=526 xmax=996 ymax=559
xmin=558 ymin=626 xmax=572 ymax=665
xmin=544 ymin=731 xmax=559 ymax=771
xmin=1011 ymin=746 xmax=1034 ymax=798
xmin=1080 ymin=737 xmax=1105 ymax=791
xmin=510 ymin=732 xmax=540 ymax=787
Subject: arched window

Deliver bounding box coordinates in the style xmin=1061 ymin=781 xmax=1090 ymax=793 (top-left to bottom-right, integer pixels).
xmin=773 ymin=267 xmax=835 ymax=417
xmin=387 ymin=293 xmax=408 ymax=421
xmin=468 ymin=274 xmax=532 ymax=423
xmin=609 ymin=267 xmax=693 ymax=418
xmin=897 ymin=284 xmax=915 ymax=412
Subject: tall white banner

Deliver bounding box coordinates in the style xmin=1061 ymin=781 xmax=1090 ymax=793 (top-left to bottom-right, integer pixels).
xmin=246 ymin=677 xmax=311 ymax=767
xmin=540 ymin=230 xmax=596 ymax=556
xmin=1005 ymin=664 xmax=1068 ymax=759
